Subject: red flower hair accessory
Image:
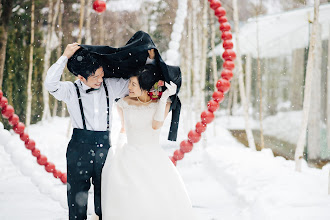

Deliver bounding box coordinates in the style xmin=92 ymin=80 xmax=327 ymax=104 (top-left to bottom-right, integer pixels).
xmin=148 ymin=80 xmax=164 ymax=100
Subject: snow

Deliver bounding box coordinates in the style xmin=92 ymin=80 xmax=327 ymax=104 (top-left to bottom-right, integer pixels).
xmin=213 ymin=3 xmax=330 ymax=58
xmin=1 ymin=106 xmax=330 ymax=219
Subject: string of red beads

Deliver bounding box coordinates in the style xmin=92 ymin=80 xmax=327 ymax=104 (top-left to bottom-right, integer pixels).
xmin=0 ymin=91 xmax=67 ymax=184
xmin=169 ymin=0 xmax=236 ymax=166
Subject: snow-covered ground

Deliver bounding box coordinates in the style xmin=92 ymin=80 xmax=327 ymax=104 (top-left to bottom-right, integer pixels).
xmin=0 ymin=107 xmax=330 ymax=220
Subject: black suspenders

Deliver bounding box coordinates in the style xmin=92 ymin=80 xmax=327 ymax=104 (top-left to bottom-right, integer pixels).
xmin=73 ymin=81 xmax=110 ymax=130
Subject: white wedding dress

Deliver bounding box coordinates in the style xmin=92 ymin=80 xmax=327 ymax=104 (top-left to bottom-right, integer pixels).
xmin=101 ymin=98 xmax=197 ymax=220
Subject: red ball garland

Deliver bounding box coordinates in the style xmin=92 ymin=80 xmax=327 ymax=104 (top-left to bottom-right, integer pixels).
xmin=1 ymin=105 xmax=14 ymax=119
xmin=188 ymin=130 xmax=201 ymax=143
xmin=180 ymin=140 xmax=193 ymax=153
xmin=8 ymin=114 xmax=19 ymax=126
xmin=195 ymin=122 xmax=207 ymax=134
xmin=13 ymin=122 xmax=25 ymax=135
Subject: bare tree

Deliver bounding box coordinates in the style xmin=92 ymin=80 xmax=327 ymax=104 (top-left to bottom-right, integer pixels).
xmin=327 ymin=24 xmax=330 ymax=155
xmin=245 ymin=54 xmax=252 ymax=110
xmin=210 ymin=7 xmax=218 ymax=136
xmin=42 ymin=0 xmax=60 ymax=121
xmin=295 ymin=0 xmax=320 ymax=172
xmin=78 ymin=0 xmax=85 ymax=44
xmin=42 ymin=0 xmax=54 ymax=121
xmin=0 ymin=0 xmax=14 ymax=89
xmin=26 ymin=0 xmax=35 ymax=127
xmin=308 ymin=24 xmax=322 ymax=162
xmin=200 ymin=0 xmax=208 ymax=110
xmin=192 ymin=0 xmax=202 ymax=122
xmin=85 ymin=0 xmax=92 ymax=44
xmin=256 ymin=0 xmax=265 ymax=149
xmin=233 ymin=0 xmax=256 ymax=150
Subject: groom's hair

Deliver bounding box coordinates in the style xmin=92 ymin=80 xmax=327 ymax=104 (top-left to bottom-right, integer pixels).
xmin=130 ymin=64 xmax=162 ymax=91
xmin=67 ymin=48 xmax=102 ymax=80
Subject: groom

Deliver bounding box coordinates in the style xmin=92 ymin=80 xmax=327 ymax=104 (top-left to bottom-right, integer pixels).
xmin=45 ymin=43 xmax=155 ymax=219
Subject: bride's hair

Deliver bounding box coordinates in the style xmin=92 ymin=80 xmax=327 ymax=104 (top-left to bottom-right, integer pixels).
xmin=130 ymin=64 xmax=163 ymax=91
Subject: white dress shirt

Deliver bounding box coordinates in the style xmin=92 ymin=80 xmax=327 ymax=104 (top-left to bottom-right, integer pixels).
xmin=45 ymin=56 xmax=154 ymax=131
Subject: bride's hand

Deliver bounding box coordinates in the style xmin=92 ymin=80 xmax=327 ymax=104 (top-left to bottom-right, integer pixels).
xmin=148 ymin=49 xmax=155 ymax=59
xmin=162 ymin=81 xmax=177 ymax=98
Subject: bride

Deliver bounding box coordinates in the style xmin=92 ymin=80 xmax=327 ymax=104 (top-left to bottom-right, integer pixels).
xmin=99 ymin=51 xmax=197 ymax=220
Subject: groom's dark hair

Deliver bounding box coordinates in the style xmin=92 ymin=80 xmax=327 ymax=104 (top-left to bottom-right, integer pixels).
xmin=130 ymin=64 xmax=163 ymax=91
xmin=67 ymin=48 xmax=102 ymax=80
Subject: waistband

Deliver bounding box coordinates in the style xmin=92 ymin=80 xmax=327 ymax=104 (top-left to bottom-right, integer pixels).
xmin=71 ymin=128 xmax=110 ymax=145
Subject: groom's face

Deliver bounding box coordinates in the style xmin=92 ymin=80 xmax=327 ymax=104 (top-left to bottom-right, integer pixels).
xmin=79 ymin=67 xmax=104 ymax=89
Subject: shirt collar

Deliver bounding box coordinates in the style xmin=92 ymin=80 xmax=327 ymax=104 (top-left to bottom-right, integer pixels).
xmin=80 ymin=80 xmax=92 ymax=91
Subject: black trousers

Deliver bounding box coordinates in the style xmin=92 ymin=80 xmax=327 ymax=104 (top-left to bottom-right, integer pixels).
xmin=66 ymin=128 xmax=111 ymax=220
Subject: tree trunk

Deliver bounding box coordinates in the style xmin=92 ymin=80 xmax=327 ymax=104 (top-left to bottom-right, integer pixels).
xmin=42 ymin=0 xmax=54 ymax=121
xmin=51 ymin=0 xmax=61 ymax=118
xmin=99 ymin=12 xmax=105 ymax=45
xmin=186 ymin=2 xmax=193 ymax=129
xmin=295 ymin=0 xmax=320 ymax=172
xmin=210 ymin=7 xmax=218 ymax=136
xmin=56 ymin=2 xmax=66 ymax=118
xmin=0 ymin=0 xmax=14 ymax=89
xmin=290 ymin=48 xmax=305 ymax=110
xmin=256 ymin=0 xmax=265 ymax=149
xmin=233 ymin=0 xmax=256 ymax=150
xmin=25 ymin=0 xmax=35 ymax=127
xmin=200 ymin=0 xmax=208 ymax=110
xmin=192 ymin=0 xmax=201 ymax=122
xmin=327 ymin=25 xmax=330 ymax=157
xmin=307 ymin=24 xmax=322 ymax=161
xmin=85 ymin=0 xmax=92 ymax=45
xmin=245 ymin=54 xmax=252 ymax=110
xmin=78 ymin=0 xmax=85 ymax=44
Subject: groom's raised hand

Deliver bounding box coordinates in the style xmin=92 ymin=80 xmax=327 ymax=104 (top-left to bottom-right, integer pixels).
xmin=148 ymin=49 xmax=155 ymax=59
xmin=63 ymin=43 xmax=81 ymax=59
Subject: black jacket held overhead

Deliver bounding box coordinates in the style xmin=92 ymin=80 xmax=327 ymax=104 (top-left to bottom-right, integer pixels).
xmin=67 ymin=31 xmax=181 ymax=141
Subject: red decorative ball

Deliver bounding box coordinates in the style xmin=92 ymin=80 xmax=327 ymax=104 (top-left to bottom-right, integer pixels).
xmin=25 ymin=139 xmax=36 ymax=150
xmin=195 ymin=122 xmax=207 ymax=134
xmin=61 ymin=173 xmax=67 ymax=184
xmin=201 ymin=110 xmax=215 ymax=124
xmin=210 ymin=0 xmax=221 ymax=10
xmin=220 ymin=22 xmax=231 ymax=32
xmin=221 ymin=31 xmax=232 ymax=40
xmin=0 ymin=90 xmax=3 ymax=100
xmin=216 ymin=79 xmax=231 ymax=93
xmin=8 ymin=114 xmax=19 ymax=126
xmin=31 ymin=148 xmax=41 ymax=157
xmin=45 ymin=162 xmax=55 ymax=173
xmin=20 ymin=133 xmax=29 ymax=142
xmin=212 ymin=91 xmax=225 ymax=103
xmin=93 ymin=0 xmax=106 ymax=13
xmin=221 ymin=69 xmax=234 ymax=81
xmin=214 ymin=7 xmax=226 ymax=17
xmin=223 ymin=40 xmax=233 ymax=49
xmin=37 ymin=155 xmax=48 ymax=166
xmin=180 ymin=140 xmax=193 ymax=153
xmin=223 ymin=60 xmax=235 ymax=70
xmin=173 ymin=149 xmax=184 ymax=160
xmin=53 ymin=169 xmax=63 ymax=179
xmin=169 ymin=156 xmax=177 ymax=166
xmin=188 ymin=130 xmax=201 ymax=143
xmin=218 ymin=16 xmax=228 ymax=23
xmin=222 ymin=49 xmax=236 ymax=61
xmin=1 ymin=105 xmax=14 ymax=119
xmin=0 ymin=97 xmax=8 ymax=109
xmin=13 ymin=122 xmax=25 ymax=135
xmin=207 ymin=100 xmax=219 ymax=112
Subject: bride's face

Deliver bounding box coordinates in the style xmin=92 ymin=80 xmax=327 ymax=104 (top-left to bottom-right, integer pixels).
xmin=128 ymin=76 xmax=143 ymax=97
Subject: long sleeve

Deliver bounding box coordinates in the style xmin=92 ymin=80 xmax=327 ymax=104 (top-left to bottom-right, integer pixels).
xmin=44 ymin=56 xmax=73 ymax=103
